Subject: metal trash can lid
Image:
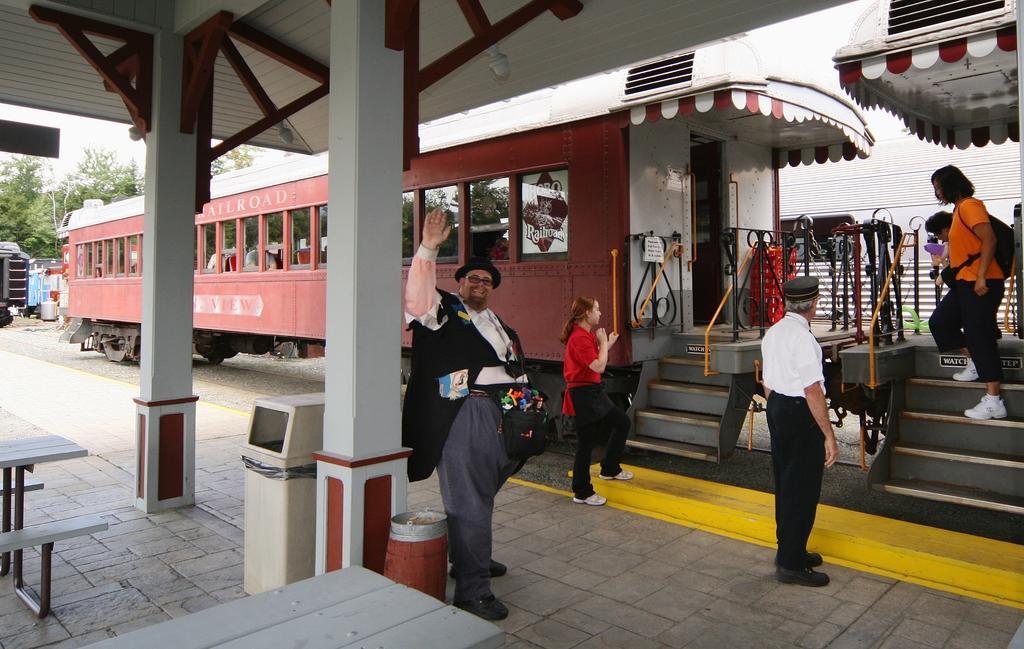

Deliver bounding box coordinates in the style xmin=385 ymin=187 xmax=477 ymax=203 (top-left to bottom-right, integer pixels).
xmin=390 ymin=510 xmax=447 ymax=541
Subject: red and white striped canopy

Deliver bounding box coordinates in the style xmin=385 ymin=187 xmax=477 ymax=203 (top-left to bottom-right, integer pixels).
xmin=837 ymin=26 xmax=1018 ymax=149
xmin=625 ymin=80 xmax=874 ymax=168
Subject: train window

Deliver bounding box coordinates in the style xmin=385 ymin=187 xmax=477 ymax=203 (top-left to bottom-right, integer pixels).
xmin=402 ymin=192 xmax=414 ymax=262
xmin=424 ymin=185 xmax=459 ymax=263
xmin=290 ymin=208 xmax=311 ymax=268
xmin=116 ymin=238 xmax=125 ymax=276
xmin=128 ymin=235 xmax=139 ymax=276
xmin=266 ymin=212 xmax=284 ymax=270
xmin=221 ymin=220 xmax=237 ymax=272
xmin=469 ymin=178 xmax=509 ymax=261
xmin=76 ymin=245 xmax=84 ymax=279
xmin=203 ymin=224 xmax=217 ymax=273
xmin=105 ymin=240 xmax=115 ymax=276
xmin=520 ymin=169 xmax=569 ymax=260
xmin=242 ymin=216 xmax=259 ymax=271
xmin=94 ymin=241 xmax=103 ymax=277
xmin=318 ymin=206 xmax=328 ymax=266
xmin=84 ymin=244 xmax=92 ymax=278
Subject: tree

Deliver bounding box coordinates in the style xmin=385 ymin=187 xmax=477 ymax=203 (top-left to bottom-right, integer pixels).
xmin=65 ymin=146 xmax=143 ymax=212
xmin=211 ymin=145 xmax=258 ymax=175
xmin=0 ymin=156 xmax=57 ymax=257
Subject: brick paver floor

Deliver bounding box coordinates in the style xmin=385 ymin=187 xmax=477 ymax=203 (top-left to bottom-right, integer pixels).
xmin=1 ymin=352 xmax=1021 ymax=649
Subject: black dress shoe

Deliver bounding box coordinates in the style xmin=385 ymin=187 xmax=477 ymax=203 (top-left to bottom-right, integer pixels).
xmin=775 ymin=552 xmax=823 ymax=569
xmin=449 ymin=560 xmax=507 ymax=579
xmin=454 ymin=594 xmax=509 ymax=620
xmin=776 ymin=566 xmax=830 ymax=587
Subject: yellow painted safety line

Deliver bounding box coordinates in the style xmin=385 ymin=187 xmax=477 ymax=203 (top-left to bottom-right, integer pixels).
xmin=0 ymin=349 xmax=251 ymax=418
xmin=513 ymin=465 xmax=1024 ymax=610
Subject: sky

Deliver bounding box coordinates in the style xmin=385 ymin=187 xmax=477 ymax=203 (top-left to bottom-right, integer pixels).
xmin=0 ymin=0 xmax=922 ymax=179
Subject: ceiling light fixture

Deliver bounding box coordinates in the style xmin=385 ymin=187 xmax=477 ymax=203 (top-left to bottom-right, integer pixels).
xmin=278 ymin=122 xmax=295 ymax=145
xmin=127 ymin=125 xmax=143 ymax=141
xmin=485 ymin=45 xmax=510 ymax=82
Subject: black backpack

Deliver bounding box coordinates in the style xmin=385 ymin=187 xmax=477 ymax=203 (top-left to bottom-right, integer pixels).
xmin=957 ymin=211 xmax=1015 ymax=278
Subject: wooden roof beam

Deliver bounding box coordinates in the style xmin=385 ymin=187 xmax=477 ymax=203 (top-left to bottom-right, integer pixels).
xmin=228 ymin=21 xmax=328 ymax=85
xmin=457 ymin=0 xmax=491 ymax=36
xmin=181 ymin=11 xmax=233 ymax=133
xmin=417 ymin=0 xmax=583 ymax=91
xmin=29 ymin=5 xmax=152 ymax=133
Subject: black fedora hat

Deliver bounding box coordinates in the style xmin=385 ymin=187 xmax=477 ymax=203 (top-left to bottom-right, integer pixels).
xmin=455 ymin=257 xmax=501 ymax=288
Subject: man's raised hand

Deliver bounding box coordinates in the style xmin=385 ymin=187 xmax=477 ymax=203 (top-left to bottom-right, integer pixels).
xmin=422 ymin=208 xmax=452 ymax=251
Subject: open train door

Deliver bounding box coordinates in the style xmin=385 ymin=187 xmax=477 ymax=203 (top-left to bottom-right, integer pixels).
xmin=690 ymin=139 xmax=723 ymax=323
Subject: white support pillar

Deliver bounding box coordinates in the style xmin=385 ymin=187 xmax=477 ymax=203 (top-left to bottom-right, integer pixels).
xmin=314 ymin=0 xmax=408 ymax=574
xmin=135 ymin=29 xmax=199 ymax=513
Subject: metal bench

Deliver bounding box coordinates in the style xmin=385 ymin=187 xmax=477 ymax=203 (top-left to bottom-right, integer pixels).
xmin=84 ymin=565 xmax=504 ymax=649
xmin=0 ymin=515 xmax=107 ymax=617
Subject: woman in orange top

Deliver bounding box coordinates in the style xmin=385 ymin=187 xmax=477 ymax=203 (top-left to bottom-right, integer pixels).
xmin=928 ymin=165 xmax=1005 ymax=420
xmin=561 ymin=296 xmax=633 ymax=506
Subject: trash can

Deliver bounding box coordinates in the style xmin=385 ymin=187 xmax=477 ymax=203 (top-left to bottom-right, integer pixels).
xmin=241 ymin=392 xmax=325 ymax=594
xmin=39 ymin=300 xmax=57 ymax=321
xmin=383 ymin=510 xmax=448 ymax=601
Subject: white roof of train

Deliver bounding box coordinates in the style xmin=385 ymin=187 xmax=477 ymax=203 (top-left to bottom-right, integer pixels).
xmin=66 ymin=37 xmax=869 ymax=232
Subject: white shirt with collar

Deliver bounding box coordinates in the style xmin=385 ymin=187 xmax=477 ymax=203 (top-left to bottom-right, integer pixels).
xmin=405 ymin=245 xmax=525 ymax=385
xmin=760 ymin=311 xmax=825 ymax=398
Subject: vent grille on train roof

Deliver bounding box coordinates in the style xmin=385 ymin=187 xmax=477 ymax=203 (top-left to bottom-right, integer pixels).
xmin=624 ymin=52 xmax=695 ymax=97
xmin=887 ymin=0 xmax=1006 ymax=36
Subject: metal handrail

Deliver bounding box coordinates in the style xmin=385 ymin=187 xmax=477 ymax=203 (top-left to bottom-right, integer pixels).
xmin=868 ymin=233 xmax=913 ymax=388
xmin=1003 ymin=257 xmax=1017 ymax=334
xmin=631 ymin=242 xmax=685 ymax=329
xmin=703 ymin=245 xmax=756 ymax=376
xmin=610 ymin=248 xmax=619 ymax=335
xmin=687 ymin=173 xmax=698 ymax=271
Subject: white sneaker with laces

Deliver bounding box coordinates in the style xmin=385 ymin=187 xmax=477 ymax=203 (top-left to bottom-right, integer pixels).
xmin=598 ymin=470 xmax=634 ymax=481
xmin=964 ymin=395 xmax=1007 ymax=420
xmin=572 ymin=493 xmax=607 ymax=506
xmin=952 ymin=359 xmax=979 ymax=382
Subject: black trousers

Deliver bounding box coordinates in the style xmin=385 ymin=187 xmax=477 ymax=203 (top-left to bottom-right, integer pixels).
xmin=929 ymin=279 xmax=1005 ymax=382
xmin=766 ymin=392 xmax=824 ymax=571
xmin=571 ymin=406 xmax=630 ymax=499
xmin=437 ymin=395 xmax=519 ymax=601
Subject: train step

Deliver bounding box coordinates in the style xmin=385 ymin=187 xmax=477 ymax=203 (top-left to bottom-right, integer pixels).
xmin=890 ymin=443 xmax=1024 ymax=500
xmin=905 ymin=378 xmax=1024 ymax=419
xmin=899 ymin=411 xmax=1024 ymax=457
xmin=634 ymin=407 xmax=721 ymax=455
xmin=646 ymin=380 xmax=730 ymax=416
xmin=657 ymin=356 xmax=732 ymax=387
xmin=624 ymin=434 xmax=718 ymax=462
xmin=875 ymin=478 xmax=1024 ymax=516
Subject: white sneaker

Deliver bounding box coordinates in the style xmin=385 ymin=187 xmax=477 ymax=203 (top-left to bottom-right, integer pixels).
xmin=952 ymin=359 xmax=979 ymax=382
xmin=598 ymin=470 xmax=634 ymax=481
xmin=572 ymin=493 xmax=607 ymax=506
xmin=964 ymin=395 xmax=1007 ymax=420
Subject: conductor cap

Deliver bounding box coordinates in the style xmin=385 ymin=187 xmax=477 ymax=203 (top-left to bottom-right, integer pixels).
xmin=783 ymin=276 xmax=819 ymax=301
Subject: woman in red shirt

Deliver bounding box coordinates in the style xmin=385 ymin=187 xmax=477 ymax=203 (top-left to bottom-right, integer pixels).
xmin=560 ymin=296 xmax=633 ymax=506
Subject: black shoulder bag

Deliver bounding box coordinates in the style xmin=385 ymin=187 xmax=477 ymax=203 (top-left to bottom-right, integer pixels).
xmin=492 ymin=318 xmax=548 ymax=461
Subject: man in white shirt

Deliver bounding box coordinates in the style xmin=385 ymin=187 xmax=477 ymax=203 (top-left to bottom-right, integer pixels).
xmin=761 ymin=276 xmax=838 ymax=587
xmin=402 ymin=208 xmax=525 ymax=621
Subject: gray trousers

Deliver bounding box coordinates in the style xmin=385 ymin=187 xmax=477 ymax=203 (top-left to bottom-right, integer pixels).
xmin=437 ymin=394 xmax=518 ymax=601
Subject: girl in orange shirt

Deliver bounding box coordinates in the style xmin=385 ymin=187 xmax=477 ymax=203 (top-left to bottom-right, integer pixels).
xmin=927 ymin=165 xmax=1005 ymax=419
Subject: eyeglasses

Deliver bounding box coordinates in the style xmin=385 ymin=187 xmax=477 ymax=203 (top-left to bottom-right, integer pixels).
xmin=464 ymin=275 xmax=493 ymax=287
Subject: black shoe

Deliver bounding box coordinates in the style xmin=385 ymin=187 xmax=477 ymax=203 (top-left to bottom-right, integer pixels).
xmin=775 ymin=552 xmax=823 ymax=569
xmin=776 ymin=566 xmax=830 ymax=587
xmin=454 ymin=594 xmax=509 ymax=620
xmin=449 ymin=560 xmax=507 ymax=579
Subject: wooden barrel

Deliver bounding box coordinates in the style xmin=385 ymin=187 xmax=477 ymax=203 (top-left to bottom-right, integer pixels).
xmin=383 ymin=511 xmax=448 ymax=601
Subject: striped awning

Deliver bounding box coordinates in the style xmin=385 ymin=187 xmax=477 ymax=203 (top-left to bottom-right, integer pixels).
xmin=625 ymin=80 xmax=874 ymax=168
xmin=836 ymin=26 xmax=1018 ymax=149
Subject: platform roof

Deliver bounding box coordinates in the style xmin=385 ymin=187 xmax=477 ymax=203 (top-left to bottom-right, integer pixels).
xmin=0 ymin=0 xmax=851 ymax=154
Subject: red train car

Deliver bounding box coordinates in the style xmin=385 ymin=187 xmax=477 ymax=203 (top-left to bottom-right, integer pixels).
xmin=63 ymin=39 xmax=871 ymax=416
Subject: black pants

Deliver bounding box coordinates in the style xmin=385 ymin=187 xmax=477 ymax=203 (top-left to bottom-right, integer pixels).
xmin=572 ymin=407 xmax=630 ymax=499
xmin=929 ymin=279 xmax=1005 ymax=382
xmin=766 ymin=392 xmax=824 ymax=571
xmin=437 ymin=395 xmax=519 ymax=601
